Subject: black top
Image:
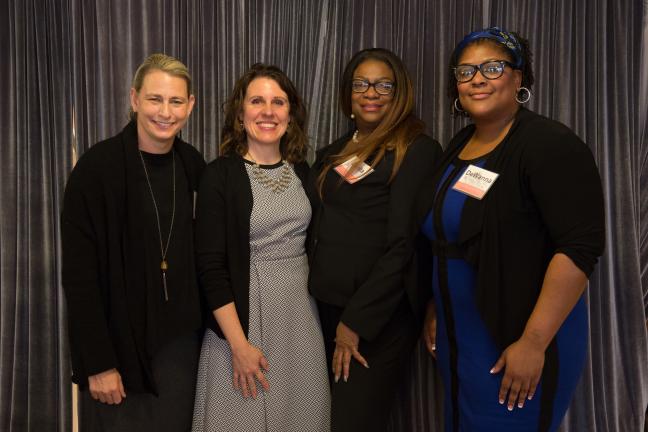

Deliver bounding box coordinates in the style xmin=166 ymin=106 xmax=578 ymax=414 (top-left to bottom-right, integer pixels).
xmin=195 ymin=154 xmax=310 ymax=338
xmin=138 ymin=150 xmax=195 ymax=351
xmin=414 ymin=108 xmax=606 ymax=350
xmin=308 ymin=133 xmax=442 ymax=341
xmin=61 ymin=122 xmax=205 ymax=393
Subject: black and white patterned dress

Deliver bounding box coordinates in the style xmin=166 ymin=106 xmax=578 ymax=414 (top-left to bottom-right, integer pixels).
xmin=192 ymin=162 xmax=331 ymax=432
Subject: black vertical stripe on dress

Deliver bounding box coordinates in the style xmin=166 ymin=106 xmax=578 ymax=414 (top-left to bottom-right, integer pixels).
xmin=538 ymin=341 xmax=559 ymax=432
xmin=432 ymin=163 xmax=465 ymax=432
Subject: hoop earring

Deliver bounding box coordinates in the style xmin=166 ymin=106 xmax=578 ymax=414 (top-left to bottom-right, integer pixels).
xmin=516 ymin=87 xmax=531 ymax=104
xmin=453 ymin=98 xmax=464 ymax=113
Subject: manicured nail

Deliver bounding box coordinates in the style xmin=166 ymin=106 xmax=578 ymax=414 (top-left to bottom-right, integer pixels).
xmin=499 ymin=399 xmax=504 ymax=404
xmin=344 ymin=375 xmax=348 ymax=382
xmin=334 ymin=376 xmax=339 ymax=383
xmin=518 ymin=402 xmax=524 ymax=408
xmin=527 ymin=395 xmax=533 ymax=400
xmin=508 ymin=405 xmax=513 ymax=411
xmin=363 ymin=362 xmax=369 ymax=368
xmin=431 ymin=344 xmax=436 ymax=351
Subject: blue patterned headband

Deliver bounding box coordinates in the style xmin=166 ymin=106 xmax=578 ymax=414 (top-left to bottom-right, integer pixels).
xmin=454 ymin=27 xmax=524 ymax=69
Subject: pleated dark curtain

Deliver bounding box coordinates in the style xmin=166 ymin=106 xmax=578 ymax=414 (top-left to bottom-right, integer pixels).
xmin=2 ymin=0 xmax=647 ymax=431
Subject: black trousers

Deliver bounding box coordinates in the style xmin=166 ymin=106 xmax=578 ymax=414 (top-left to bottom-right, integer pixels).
xmin=317 ymin=300 xmax=419 ymax=432
xmin=78 ymin=331 xmax=201 ymax=432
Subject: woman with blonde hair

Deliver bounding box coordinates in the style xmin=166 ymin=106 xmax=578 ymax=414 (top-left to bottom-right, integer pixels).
xmin=62 ymin=53 xmax=204 ymax=432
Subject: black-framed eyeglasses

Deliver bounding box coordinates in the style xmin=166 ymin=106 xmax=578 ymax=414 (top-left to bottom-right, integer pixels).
xmin=453 ymin=60 xmax=514 ymax=83
xmin=351 ymin=79 xmax=395 ymax=95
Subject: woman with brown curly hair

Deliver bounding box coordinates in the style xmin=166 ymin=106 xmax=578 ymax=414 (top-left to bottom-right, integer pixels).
xmin=307 ymin=48 xmax=441 ymax=430
xmin=191 ymin=63 xmax=329 ymax=431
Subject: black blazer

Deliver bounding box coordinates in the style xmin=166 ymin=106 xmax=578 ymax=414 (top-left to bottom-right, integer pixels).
xmin=195 ymin=154 xmax=310 ymax=337
xmin=61 ymin=122 xmax=205 ymax=392
xmin=307 ymin=133 xmax=442 ymax=341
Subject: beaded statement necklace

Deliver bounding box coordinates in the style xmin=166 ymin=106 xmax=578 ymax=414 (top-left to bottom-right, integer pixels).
xmin=248 ymin=157 xmax=292 ymax=193
xmin=139 ymin=149 xmax=175 ymax=301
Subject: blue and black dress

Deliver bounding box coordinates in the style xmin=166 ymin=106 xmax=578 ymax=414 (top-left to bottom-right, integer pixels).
xmin=417 ymin=108 xmax=605 ymax=432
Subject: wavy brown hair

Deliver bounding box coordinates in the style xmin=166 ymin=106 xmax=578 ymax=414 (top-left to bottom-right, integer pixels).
xmin=318 ymin=48 xmax=424 ymax=195
xmin=220 ymin=63 xmax=308 ymax=163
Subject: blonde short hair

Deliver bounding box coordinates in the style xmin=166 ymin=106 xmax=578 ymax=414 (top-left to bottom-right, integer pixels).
xmin=129 ymin=53 xmax=192 ymax=120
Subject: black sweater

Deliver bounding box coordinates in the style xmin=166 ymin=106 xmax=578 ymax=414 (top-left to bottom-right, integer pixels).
xmin=414 ymin=108 xmax=606 ymax=350
xmin=195 ymin=154 xmax=310 ymax=337
xmin=61 ymin=122 xmax=205 ymax=393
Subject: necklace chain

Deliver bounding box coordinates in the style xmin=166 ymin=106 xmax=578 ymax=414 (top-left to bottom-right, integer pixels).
xmin=139 ymin=149 xmax=176 ymax=301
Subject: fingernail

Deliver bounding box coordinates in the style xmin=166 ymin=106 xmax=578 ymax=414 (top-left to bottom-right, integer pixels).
xmin=518 ymin=402 xmax=524 ymax=408
xmin=490 ymin=368 xmax=495 ymax=374
xmin=508 ymin=405 xmax=513 ymax=411
xmin=334 ymin=376 xmax=339 ymax=383
xmin=527 ymin=395 xmax=533 ymax=400
xmin=344 ymin=375 xmax=348 ymax=382
xmin=363 ymin=362 xmax=369 ymax=368
xmin=499 ymin=399 xmax=504 ymax=404
xmin=431 ymin=344 xmax=436 ymax=351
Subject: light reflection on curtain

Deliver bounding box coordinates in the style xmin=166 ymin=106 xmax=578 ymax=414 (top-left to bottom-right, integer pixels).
xmin=2 ymin=0 xmax=646 ymax=430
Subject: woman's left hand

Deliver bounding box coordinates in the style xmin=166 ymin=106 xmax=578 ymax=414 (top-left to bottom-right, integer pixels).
xmin=333 ymin=322 xmax=369 ymax=383
xmin=490 ymin=335 xmax=545 ymax=411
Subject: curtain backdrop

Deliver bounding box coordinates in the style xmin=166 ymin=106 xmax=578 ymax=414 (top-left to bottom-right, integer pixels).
xmin=2 ymin=0 xmax=647 ymax=431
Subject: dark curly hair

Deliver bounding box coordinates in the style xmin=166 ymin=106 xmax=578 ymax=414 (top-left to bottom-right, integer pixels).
xmin=220 ymin=63 xmax=308 ymax=163
xmin=447 ymin=30 xmax=534 ymax=115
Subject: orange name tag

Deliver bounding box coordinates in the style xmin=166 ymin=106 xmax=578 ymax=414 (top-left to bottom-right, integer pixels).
xmin=334 ymin=156 xmax=374 ymax=184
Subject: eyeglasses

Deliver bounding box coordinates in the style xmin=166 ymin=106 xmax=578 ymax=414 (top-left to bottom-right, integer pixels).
xmin=351 ymin=79 xmax=395 ymax=95
xmin=453 ymin=60 xmax=514 ymax=83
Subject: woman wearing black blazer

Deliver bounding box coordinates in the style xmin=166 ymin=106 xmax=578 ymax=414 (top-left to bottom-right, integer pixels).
xmin=192 ymin=64 xmax=329 ymax=431
xmin=308 ymin=48 xmax=442 ymax=431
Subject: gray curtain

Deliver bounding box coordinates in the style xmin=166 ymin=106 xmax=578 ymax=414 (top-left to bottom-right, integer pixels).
xmin=2 ymin=0 xmax=647 ymax=430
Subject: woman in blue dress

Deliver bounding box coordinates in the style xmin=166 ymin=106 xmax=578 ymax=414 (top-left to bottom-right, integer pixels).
xmin=417 ymin=28 xmax=605 ymax=431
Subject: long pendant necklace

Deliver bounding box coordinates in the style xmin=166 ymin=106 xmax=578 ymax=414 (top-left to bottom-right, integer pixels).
xmin=139 ymin=149 xmax=176 ymax=301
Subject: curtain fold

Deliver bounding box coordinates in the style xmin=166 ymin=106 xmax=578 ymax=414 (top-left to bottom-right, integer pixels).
xmin=1 ymin=0 xmax=73 ymax=430
xmin=1 ymin=1 xmax=646 ymax=430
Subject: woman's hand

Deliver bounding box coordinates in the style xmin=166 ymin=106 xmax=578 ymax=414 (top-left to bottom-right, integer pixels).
xmin=332 ymin=321 xmax=369 ymax=382
xmin=490 ymin=335 xmax=545 ymax=411
xmin=423 ymin=301 xmax=437 ymax=358
xmin=88 ymin=368 xmax=127 ymax=405
xmin=230 ymin=342 xmax=270 ymax=399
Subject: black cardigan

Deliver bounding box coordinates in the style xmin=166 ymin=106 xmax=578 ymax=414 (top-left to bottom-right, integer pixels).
xmin=195 ymin=154 xmax=310 ymax=337
xmin=61 ymin=122 xmax=206 ymax=392
xmin=308 ymin=133 xmax=442 ymax=341
xmin=414 ymin=108 xmax=606 ymax=350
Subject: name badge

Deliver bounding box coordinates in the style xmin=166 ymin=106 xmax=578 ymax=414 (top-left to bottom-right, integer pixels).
xmin=334 ymin=156 xmax=374 ymax=184
xmin=452 ymin=164 xmax=499 ymax=200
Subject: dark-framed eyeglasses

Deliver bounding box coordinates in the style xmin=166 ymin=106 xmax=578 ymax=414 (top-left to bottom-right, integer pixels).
xmin=453 ymin=60 xmax=515 ymax=83
xmin=351 ymin=79 xmax=395 ymax=95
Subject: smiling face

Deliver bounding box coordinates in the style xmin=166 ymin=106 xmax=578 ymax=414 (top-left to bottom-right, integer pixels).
xmin=350 ymin=59 xmax=395 ymax=133
xmin=130 ymin=69 xmax=195 ymax=152
xmin=456 ymin=41 xmax=522 ymax=123
xmin=241 ymin=77 xmax=291 ymax=153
